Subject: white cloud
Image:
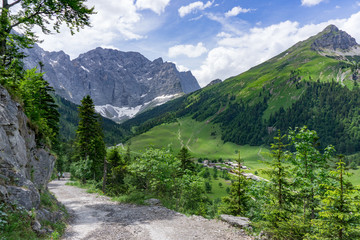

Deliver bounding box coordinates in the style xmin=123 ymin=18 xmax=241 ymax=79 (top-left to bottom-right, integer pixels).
xmin=207 ymin=13 xmax=247 ymax=36
xmin=168 ymin=42 xmax=208 ymax=58
xmin=135 ymin=0 xmax=171 ymax=15
xmin=193 ymin=11 xmax=360 ymax=86
xmin=33 ymin=0 xmax=165 ymax=58
xmin=217 ymin=32 xmax=232 ymax=38
xmin=225 ymin=6 xmax=252 ymax=17
xmin=100 ymin=45 xmax=120 ymax=51
xmin=301 ymin=0 xmax=325 ymax=7
xmin=175 ymin=64 xmax=190 ymax=72
xmin=178 ymin=1 xmax=214 ymax=17
xmin=190 ymin=15 xmax=204 ymax=21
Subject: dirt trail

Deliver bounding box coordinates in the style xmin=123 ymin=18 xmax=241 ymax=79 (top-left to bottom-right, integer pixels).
xmin=49 ymin=179 xmax=253 ymax=240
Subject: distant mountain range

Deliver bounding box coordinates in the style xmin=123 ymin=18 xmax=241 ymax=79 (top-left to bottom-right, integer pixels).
xmin=120 ymin=25 xmax=360 ymax=154
xmin=22 ymin=46 xmax=200 ymax=122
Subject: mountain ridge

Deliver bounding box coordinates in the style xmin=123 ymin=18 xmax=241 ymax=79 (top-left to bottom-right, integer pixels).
xmin=22 ymin=45 xmax=200 ymax=122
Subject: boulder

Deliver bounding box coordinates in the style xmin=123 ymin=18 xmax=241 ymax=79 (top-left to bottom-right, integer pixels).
xmin=220 ymin=214 xmax=251 ymax=228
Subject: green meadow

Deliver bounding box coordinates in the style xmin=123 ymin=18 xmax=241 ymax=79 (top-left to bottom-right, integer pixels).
xmin=129 ymin=117 xmax=269 ymax=164
xmin=128 ymin=116 xmax=360 ymax=186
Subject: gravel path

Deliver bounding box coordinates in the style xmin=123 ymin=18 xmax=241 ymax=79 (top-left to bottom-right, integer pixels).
xmin=48 ymin=179 xmax=253 ymax=240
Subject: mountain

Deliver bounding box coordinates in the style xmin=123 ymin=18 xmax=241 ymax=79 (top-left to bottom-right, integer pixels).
xmin=22 ymin=46 xmax=200 ymax=122
xmin=120 ymin=25 xmax=360 ymax=154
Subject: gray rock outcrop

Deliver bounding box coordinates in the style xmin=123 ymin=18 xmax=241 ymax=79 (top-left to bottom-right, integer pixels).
xmin=0 ymin=85 xmax=55 ymax=210
xmin=311 ymin=25 xmax=359 ymax=51
xmin=206 ymin=79 xmax=222 ymax=87
xmin=220 ymin=214 xmax=251 ymax=228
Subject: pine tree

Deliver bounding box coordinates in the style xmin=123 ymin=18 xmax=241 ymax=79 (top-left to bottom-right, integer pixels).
xmin=18 ymin=68 xmax=59 ymax=146
xmin=177 ymin=147 xmax=195 ymax=174
xmin=75 ymin=95 xmax=105 ymax=181
xmin=288 ymin=126 xmax=333 ymax=221
xmin=105 ymin=147 xmax=127 ymax=195
xmin=221 ymin=152 xmax=249 ymax=216
xmin=261 ymin=130 xmax=295 ymax=239
xmin=308 ymin=155 xmax=360 ymax=240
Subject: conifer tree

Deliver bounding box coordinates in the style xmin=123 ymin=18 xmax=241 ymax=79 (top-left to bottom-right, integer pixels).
xmin=105 ymin=147 xmax=127 ymax=195
xmin=288 ymin=126 xmax=333 ymax=221
xmin=308 ymin=155 xmax=360 ymax=240
xmin=75 ymin=95 xmax=105 ymax=181
xmin=124 ymin=144 xmax=132 ymax=164
xmin=261 ymin=130 xmax=295 ymax=239
xmin=18 ymin=68 xmax=59 ymax=146
xmin=177 ymin=147 xmax=195 ymax=174
xmin=221 ymin=152 xmax=249 ymax=216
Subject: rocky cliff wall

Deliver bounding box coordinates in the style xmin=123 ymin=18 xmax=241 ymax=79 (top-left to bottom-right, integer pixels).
xmin=0 ymin=85 xmax=55 ymax=210
xmin=23 ymin=46 xmax=200 ymax=107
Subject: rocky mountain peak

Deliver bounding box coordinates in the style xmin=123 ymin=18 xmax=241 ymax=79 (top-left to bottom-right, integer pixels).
xmin=22 ymin=44 xmax=200 ymax=122
xmin=153 ymin=57 xmax=164 ymax=65
xmin=311 ymin=24 xmax=358 ymax=51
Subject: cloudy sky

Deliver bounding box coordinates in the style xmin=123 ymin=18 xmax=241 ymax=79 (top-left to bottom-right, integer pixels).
xmin=33 ymin=0 xmax=360 ymax=87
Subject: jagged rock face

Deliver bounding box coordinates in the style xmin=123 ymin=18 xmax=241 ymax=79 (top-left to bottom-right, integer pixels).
xmin=311 ymin=25 xmax=358 ymax=51
xmin=22 ymin=46 xmax=200 ymax=121
xmin=0 ymin=85 xmax=55 ymax=210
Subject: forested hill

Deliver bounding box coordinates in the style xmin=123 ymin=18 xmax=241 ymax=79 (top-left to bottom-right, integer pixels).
xmin=120 ymin=25 xmax=360 ymax=154
xmin=55 ymin=95 xmax=128 ymax=145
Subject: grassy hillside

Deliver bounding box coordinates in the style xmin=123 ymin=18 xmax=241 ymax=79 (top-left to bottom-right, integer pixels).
xmin=121 ymin=25 xmax=360 ymax=155
xmin=128 ymin=116 xmax=360 ymax=186
xmin=130 ymin=117 xmax=269 ymax=167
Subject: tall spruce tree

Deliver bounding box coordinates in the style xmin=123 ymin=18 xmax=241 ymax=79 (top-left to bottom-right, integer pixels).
xmin=261 ymin=130 xmax=294 ymax=239
xmin=75 ymin=95 xmax=105 ymax=181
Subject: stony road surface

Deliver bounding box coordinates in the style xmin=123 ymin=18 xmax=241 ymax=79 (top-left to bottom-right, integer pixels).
xmin=49 ymin=179 xmax=253 ymax=240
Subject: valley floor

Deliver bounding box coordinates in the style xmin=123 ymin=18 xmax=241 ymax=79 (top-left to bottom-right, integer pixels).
xmin=49 ymin=179 xmax=253 ymax=240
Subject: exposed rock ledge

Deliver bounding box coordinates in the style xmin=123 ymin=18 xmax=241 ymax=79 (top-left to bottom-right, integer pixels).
xmin=0 ymin=84 xmax=59 ymax=233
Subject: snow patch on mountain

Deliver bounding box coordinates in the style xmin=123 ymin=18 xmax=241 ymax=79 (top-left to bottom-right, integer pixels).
xmin=95 ymin=94 xmax=181 ymax=123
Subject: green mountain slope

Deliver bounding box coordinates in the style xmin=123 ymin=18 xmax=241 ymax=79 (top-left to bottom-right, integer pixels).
xmin=129 ymin=116 xmax=268 ymax=171
xmin=121 ymin=25 xmax=360 ymax=154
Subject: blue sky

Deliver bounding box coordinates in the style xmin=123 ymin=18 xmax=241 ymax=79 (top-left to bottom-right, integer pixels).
xmin=33 ymin=0 xmax=360 ymax=86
